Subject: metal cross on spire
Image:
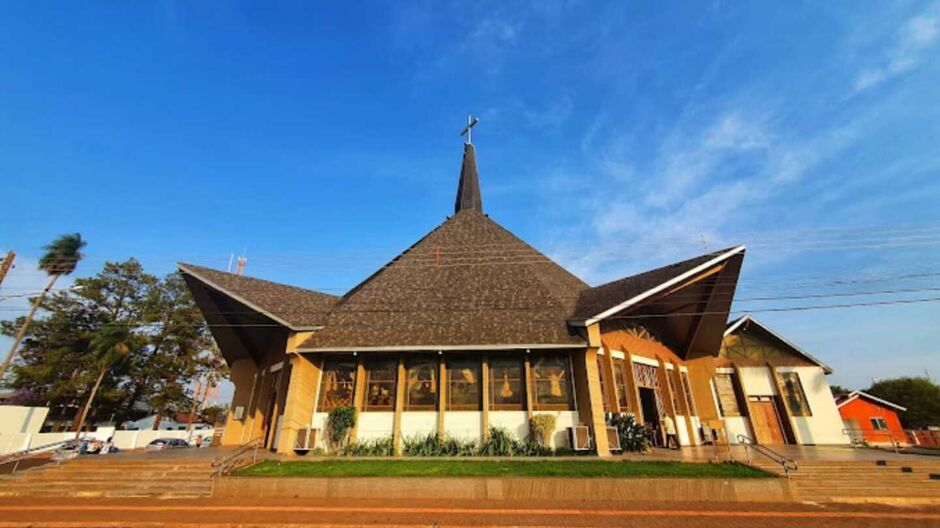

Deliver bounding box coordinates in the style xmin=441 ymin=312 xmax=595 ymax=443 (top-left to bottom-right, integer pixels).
xmin=460 ymin=115 xmax=480 ymax=144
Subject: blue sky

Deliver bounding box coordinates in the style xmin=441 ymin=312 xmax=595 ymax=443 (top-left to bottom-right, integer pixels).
xmin=2 ymin=1 xmax=939 ymax=397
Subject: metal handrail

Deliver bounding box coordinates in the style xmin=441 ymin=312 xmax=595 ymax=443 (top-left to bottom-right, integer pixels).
xmin=211 ymin=438 xmax=262 ymax=477
xmin=0 ymin=439 xmax=74 ymax=475
xmin=843 ymin=428 xmax=902 ymax=454
xmin=737 ymin=434 xmax=798 ymax=479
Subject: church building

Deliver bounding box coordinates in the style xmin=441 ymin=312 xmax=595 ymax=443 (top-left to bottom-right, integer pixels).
xmin=180 ymin=140 xmax=848 ymax=455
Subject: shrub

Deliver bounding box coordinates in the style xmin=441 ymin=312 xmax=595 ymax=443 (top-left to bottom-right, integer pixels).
xmin=478 ymin=426 xmax=519 ymax=456
xmin=327 ymin=406 xmax=357 ymax=449
xmin=528 ymin=414 xmax=557 ymax=446
xmin=516 ymin=438 xmax=554 ymax=456
xmin=608 ymin=413 xmax=647 ymax=453
xmin=340 ymin=436 xmax=394 ymax=457
xmin=402 ymin=433 xmax=478 ymax=456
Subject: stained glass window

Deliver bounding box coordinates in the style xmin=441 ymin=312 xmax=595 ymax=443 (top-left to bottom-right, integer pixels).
xmin=597 ymin=355 xmax=611 ymax=412
xmin=405 ymin=357 xmax=439 ymax=411
xmin=447 ymin=357 xmax=481 ymax=410
xmin=531 ymin=352 xmax=574 ymax=411
xmin=363 ymin=357 xmax=397 ymax=411
xmin=777 ymin=371 xmax=812 ymax=417
xmin=681 ymin=371 xmax=698 ymax=416
xmin=613 ymin=358 xmax=630 ymax=409
xmin=317 ymin=357 xmax=357 ymax=412
xmin=489 ymin=356 xmax=525 ymax=410
xmin=713 ymin=373 xmax=742 ymax=417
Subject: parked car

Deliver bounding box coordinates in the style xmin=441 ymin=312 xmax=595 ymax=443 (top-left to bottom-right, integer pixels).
xmin=145 ymin=438 xmax=190 ymax=451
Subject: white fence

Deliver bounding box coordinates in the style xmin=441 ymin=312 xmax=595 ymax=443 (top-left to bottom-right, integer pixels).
xmin=0 ymin=428 xmax=216 ymax=456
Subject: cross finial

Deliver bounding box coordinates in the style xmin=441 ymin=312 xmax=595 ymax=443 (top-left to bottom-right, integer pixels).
xmin=460 ymin=115 xmax=480 ymax=144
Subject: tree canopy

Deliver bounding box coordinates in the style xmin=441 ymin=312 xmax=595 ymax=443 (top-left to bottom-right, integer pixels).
xmin=867 ymin=377 xmax=940 ymax=429
xmin=0 ymin=258 xmax=226 ymax=429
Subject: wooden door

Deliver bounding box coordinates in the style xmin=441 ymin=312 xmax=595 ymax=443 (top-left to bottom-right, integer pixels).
xmin=749 ymin=397 xmax=785 ymax=444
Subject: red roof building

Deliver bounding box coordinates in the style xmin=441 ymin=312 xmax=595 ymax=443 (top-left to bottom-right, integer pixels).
xmin=836 ymin=391 xmax=907 ymax=446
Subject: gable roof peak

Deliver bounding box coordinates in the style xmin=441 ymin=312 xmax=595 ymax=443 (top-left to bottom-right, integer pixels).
xmin=455 ymin=142 xmax=483 ymax=214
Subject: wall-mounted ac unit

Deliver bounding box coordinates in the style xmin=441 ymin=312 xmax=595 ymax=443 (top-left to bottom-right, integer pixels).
xmin=606 ymin=426 xmax=621 ymax=451
xmin=569 ymin=425 xmax=591 ymax=451
xmin=294 ymin=427 xmax=319 ymax=454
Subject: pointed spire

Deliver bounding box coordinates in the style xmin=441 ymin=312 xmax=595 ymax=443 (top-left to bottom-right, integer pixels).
xmin=455 ymin=142 xmax=483 ymax=213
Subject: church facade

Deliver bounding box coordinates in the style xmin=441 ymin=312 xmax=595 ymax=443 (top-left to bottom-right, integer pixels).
xmin=180 ymin=143 xmax=848 ymax=455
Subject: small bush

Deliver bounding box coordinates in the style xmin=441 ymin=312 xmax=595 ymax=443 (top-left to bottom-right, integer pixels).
xmin=402 ymin=433 xmax=479 ymax=456
xmin=478 ymin=426 xmax=519 ymax=456
xmin=327 ymin=406 xmax=357 ymax=449
xmin=528 ymin=414 xmax=557 ymax=446
xmin=340 ymin=436 xmax=394 ymax=457
xmin=608 ymin=413 xmax=647 ymax=453
xmin=516 ymin=438 xmax=554 ymax=456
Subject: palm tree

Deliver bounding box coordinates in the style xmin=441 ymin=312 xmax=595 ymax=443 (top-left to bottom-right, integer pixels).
xmin=74 ymin=323 xmax=131 ymax=438
xmin=0 ymin=233 xmax=86 ymax=381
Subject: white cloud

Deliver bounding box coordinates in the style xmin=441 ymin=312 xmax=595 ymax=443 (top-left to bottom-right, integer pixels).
xmin=853 ymin=5 xmax=939 ymax=92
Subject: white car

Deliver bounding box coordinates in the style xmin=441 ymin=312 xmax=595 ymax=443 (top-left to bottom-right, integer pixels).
xmin=145 ymin=438 xmax=190 ymax=451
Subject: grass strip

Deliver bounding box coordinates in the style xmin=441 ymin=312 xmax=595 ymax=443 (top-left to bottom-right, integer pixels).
xmin=233 ymin=459 xmax=771 ymax=479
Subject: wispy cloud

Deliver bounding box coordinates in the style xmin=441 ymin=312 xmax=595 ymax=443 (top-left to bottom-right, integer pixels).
xmin=853 ymin=3 xmax=939 ymax=92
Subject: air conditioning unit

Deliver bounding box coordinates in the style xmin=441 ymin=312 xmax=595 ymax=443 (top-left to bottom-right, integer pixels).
xmin=606 ymin=426 xmax=621 ymax=451
xmin=569 ymin=425 xmax=591 ymax=451
xmin=294 ymin=427 xmax=319 ymax=455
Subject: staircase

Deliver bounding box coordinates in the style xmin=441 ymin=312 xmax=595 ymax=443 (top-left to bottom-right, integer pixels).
xmin=753 ymin=458 xmax=940 ymax=504
xmin=0 ymin=455 xmax=216 ymax=499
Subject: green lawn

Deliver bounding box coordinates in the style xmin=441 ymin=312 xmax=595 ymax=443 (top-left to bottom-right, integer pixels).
xmin=233 ymin=459 xmax=771 ymax=479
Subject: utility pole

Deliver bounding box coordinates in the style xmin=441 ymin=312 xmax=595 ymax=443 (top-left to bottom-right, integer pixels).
xmin=0 ymin=251 xmax=14 ymax=288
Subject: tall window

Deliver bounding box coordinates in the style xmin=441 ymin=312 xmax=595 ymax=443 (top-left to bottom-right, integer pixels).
xmin=405 ymin=357 xmax=438 ymax=411
xmin=713 ymin=373 xmax=743 ymax=417
xmin=596 ymin=355 xmax=611 ymax=412
xmin=681 ymin=371 xmax=698 ymax=416
xmin=613 ymin=358 xmax=630 ymax=409
xmin=777 ymin=371 xmax=812 ymax=416
xmin=317 ymin=357 xmax=357 ymax=412
xmin=363 ymin=357 xmax=397 ymax=412
xmin=447 ymin=357 xmax=481 ymax=410
xmin=489 ymin=356 xmax=525 ymax=410
xmin=531 ymin=352 xmax=574 ymax=411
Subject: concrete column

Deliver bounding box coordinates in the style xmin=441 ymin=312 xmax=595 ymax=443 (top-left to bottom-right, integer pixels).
xmin=276 ymin=354 xmax=322 ymax=455
xmin=222 ymin=358 xmax=259 ymax=446
xmin=573 ymin=346 xmax=611 ymax=457
xmin=481 ymin=354 xmax=490 ymax=440
xmin=392 ymin=356 xmax=406 ymax=455
xmin=349 ymin=355 xmax=366 ymax=444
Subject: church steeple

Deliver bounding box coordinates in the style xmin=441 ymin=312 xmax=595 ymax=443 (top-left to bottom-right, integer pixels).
xmin=455 ymin=142 xmax=483 ymax=214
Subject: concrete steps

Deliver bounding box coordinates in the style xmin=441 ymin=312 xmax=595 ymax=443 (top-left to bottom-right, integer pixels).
xmin=752 ymin=458 xmax=940 ymax=504
xmin=0 ymin=456 xmax=216 ymax=499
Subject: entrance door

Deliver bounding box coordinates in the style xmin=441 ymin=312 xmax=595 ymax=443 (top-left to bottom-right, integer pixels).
xmin=749 ymin=396 xmax=786 ymax=444
xmin=638 ymin=387 xmax=661 ymax=447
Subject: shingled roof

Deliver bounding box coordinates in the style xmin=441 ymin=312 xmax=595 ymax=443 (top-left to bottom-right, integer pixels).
xmin=571 ymin=246 xmax=746 ymax=324
xmin=177 ymin=263 xmax=339 ymax=330
xmin=296 ymin=209 xmax=589 ymax=350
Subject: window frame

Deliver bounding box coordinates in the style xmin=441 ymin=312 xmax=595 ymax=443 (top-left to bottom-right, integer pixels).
xmin=446 ymin=356 xmax=482 ymax=411
xmin=488 ymin=355 xmax=526 ymax=411
xmin=404 ymin=356 xmax=440 ymax=411
xmin=777 ymin=371 xmax=813 ymax=417
xmin=870 ymin=417 xmax=888 ymax=431
xmin=530 ymin=351 xmax=576 ymax=412
xmin=613 ymin=358 xmax=630 ymax=410
xmin=316 ymin=356 xmax=357 ymax=412
xmin=362 ymin=356 xmax=398 ymax=412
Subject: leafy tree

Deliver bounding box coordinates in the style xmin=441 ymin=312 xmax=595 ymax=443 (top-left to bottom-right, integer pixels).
xmin=829 ymin=384 xmax=851 ymax=396
xmin=2 ymin=259 xmax=226 ymax=431
xmin=74 ymin=323 xmax=133 ymax=437
xmin=1 ymin=233 xmax=86 ymax=381
xmin=867 ymin=377 xmax=940 ymax=429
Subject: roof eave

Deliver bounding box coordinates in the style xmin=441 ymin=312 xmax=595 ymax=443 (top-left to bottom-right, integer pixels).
xmin=572 ymin=245 xmax=746 ymax=327
xmin=294 ymin=343 xmax=587 ymax=353
xmin=725 ymin=313 xmax=833 ymax=374
xmin=177 ymin=263 xmax=319 ymax=331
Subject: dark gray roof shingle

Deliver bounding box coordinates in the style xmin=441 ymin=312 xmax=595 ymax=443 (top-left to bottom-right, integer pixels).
xmin=178 ymin=263 xmax=339 ymax=329
xmin=298 ymin=209 xmax=589 ymax=349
